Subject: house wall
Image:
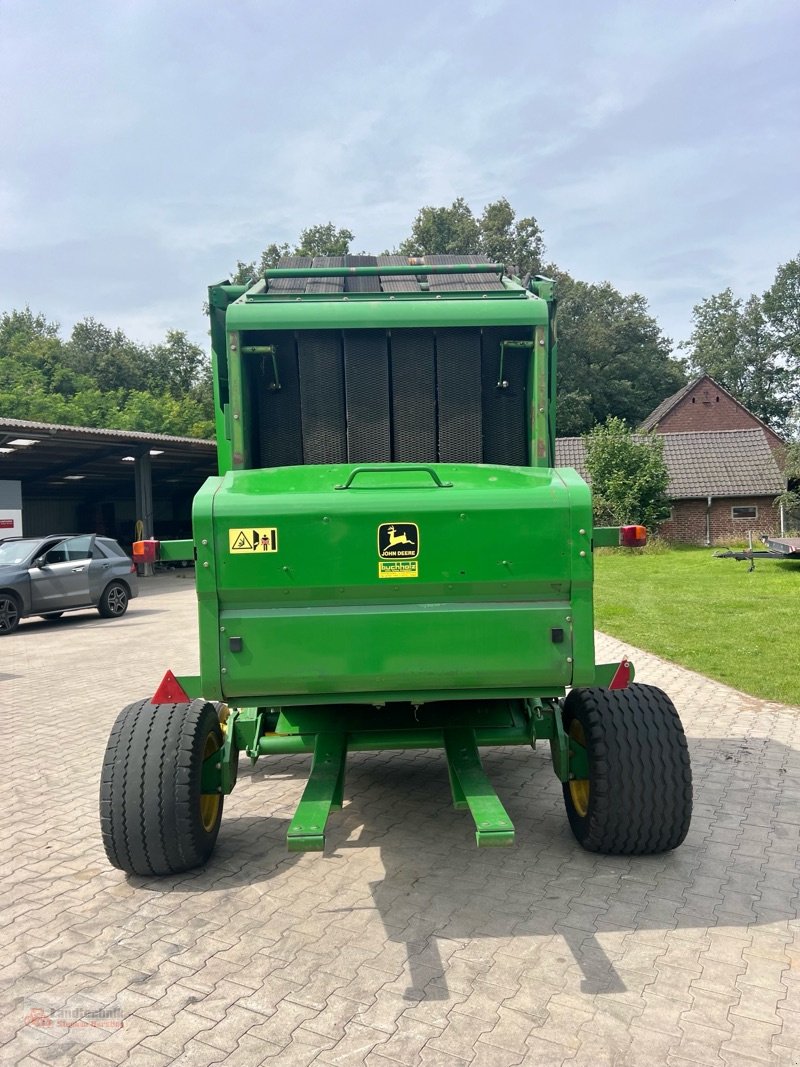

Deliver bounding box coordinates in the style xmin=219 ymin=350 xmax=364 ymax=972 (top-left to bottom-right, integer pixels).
xmin=658 ymin=495 xmax=782 ymax=545
xmin=655 ymin=380 xmax=784 ymax=451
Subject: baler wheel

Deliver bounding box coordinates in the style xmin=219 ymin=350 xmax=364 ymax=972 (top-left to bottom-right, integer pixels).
xmin=561 ymin=684 xmax=692 ymax=855
xmin=99 ymin=698 xmax=224 ymax=876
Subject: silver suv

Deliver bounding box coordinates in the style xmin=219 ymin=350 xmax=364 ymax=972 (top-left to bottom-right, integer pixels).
xmin=0 ymin=534 xmax=139 ymax=634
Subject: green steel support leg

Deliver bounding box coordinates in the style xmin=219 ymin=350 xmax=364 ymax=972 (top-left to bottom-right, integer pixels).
xmin=287 ymin=733 xmax=348 ymax=853
xmin=444 ymin=728 xmax=515 ymax=847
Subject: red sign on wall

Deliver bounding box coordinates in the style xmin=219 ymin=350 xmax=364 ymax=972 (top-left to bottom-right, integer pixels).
xmin=0 ymin=519 xmax=14 ymax=528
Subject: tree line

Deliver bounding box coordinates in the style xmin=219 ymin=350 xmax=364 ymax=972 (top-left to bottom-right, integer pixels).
xmin=0 ymin=311 xmax=214 ymax=437
xmin=1 ymin=196 xmax=798 ymax=442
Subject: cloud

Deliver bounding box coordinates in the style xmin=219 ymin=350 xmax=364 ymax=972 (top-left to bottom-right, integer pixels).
xmin=0 ymin=0 xmax=797 ymax=355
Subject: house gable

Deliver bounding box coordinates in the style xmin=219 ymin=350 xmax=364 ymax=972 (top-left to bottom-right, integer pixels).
xmin=640 ymin=374 xmax=784 ymax=449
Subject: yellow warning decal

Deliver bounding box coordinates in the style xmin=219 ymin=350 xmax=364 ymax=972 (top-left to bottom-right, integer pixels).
xmin=378 ymin=560 xmax=418 ymax=579
xmin=228 ymin=528 xmax=278 ymax=553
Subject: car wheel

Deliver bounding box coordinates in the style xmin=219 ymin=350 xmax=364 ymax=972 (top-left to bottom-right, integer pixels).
xmin=97 ymin=581 xmax=129 ymax=619
xmin=0 ymin=593 xmax=22 ymax=635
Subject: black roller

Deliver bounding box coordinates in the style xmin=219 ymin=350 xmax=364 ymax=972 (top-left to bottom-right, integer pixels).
xmin=390 ymin=330 xmax=437 ymax=462
xmin=250 ymin=337 xmax=304 ymax=468
xmin=481 ymin=328 xmax=529 ymax=466
xmin=343 ymin=330 xmax=391 ymax=462
xmin=297 ymin=331 xmax=347 ymax=463
xmin=378 ymin=254 xmax=421 ymax=293
xmin=345 ymin=255 xmax=381 ymax=293
xmin=307 ymin=256 xmax=345 ymax=294
xmin=269 ymin=256 xmax=312 ymax=294
xmin=436 ymin=328 xmax=483 ymax=462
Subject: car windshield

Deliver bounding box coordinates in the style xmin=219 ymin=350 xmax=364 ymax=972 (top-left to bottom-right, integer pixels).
xmin=0 ymin=539 xmax=44 ymax=566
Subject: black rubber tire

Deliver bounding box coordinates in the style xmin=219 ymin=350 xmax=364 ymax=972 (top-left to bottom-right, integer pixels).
xmin=562 ymin=683 xmax=692 ymax=855
xmin=97 ymin=581 xmax=129 ymax=619
xmin=99 ymin=699 xmax=224 ymax=876
xmin=0 ymin=593 xmax=21 ymax=635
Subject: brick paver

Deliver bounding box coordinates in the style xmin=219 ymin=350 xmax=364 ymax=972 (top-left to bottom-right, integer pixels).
xmin=1 ymin=575 xmax=798 ymax=1066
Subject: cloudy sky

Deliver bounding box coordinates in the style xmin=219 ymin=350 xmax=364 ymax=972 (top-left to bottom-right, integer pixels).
xmin=1 ymin=0 xmax=798 ymax=353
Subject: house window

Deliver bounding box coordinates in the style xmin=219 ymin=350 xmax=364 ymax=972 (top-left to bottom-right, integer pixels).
xmin=665 ymin=507 xmax=674 ymax=521
xmin=732 ymin=506 xmax=758 ymax=520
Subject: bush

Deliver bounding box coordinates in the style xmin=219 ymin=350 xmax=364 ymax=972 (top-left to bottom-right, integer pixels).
xmin=585 ymin=417 xmax=671 ymax=531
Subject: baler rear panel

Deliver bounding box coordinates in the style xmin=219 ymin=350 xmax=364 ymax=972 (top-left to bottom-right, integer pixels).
xmin=101 ymin=257 xmax=692 ymax=874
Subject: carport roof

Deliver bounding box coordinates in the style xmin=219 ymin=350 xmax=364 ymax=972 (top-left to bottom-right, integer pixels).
xmin=0 ymin=417 xmax=216 ymax=493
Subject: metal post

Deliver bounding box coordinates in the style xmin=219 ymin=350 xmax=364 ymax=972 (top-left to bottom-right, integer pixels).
xmin=134 ymin=451 xmax=154 ymax=577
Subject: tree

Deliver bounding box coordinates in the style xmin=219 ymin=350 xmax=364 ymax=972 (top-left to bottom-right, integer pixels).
xmin=398 ymin=197 xmax=481 ymax=257
xmin=230 ymin=224 xmax=354 ymax=284
xmin=682 ymin=287 xmax=791 ymax=431
xmin=584 ymin=417 xmax=671 ymax=531
xmin=775 ymin=440 xmax=800 ymax=532
xmin=149 ymin=330 xmax=208 ymax=398
xmin=0 ymin=308 xmax=214 ymax=438
xmin=230 ymin=243 xmax=290 ymax=285
xmin=554 ymin=270 xmax=686 ymax=436
xmin=66 ymin=317 xmax=153 ymax=395
xmin=477 ymin=198 xmax=543 ymax=275
xmin=295 ymin=222 xmax=353 ymax=258
xmin=763 ymin=252 xmax=800 ymax=428
xmin=397 ymin=196 xmax=544 ymax=275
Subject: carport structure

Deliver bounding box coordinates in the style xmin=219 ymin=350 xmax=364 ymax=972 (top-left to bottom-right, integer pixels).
xmin=0 ymin=417 xmax=216 ymax=549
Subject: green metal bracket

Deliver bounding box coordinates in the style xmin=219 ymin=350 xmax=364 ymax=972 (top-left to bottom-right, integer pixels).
xmin=174 ymin=674 xmax=201 ymax=700
xmin=549 ymin=704 xmax=570 ymax=782
xmin=219 ymin=708 xmax=239 ymax=793
xmin=443 ymin=728 xmax=515 ymax=847
xmin=233 ymin=707 xmax=266 ymax=761
xmin=593 ymin=526 xmax=622 ymax=548
xmin=568 ymin=736 xmax=589 ymax=781
xmin=287 ymin=732 xmax=348 ymax=853
xmin=594 ymin=660 xmax=636 ymax=688
xmin=158 ymin=539 xmax=194 ymax=562
xmin=200 ymin=748 xmax=223 ymax=795
xmin=200 ymin=707 xmax=238 ymax=795
xmin=529 ymin=276 xmax=556 ymax=301
xmin=545 ymin=703 xmax=589 ymax=782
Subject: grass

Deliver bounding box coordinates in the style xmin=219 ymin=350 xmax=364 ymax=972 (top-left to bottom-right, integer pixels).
xmin=593 ymin=544 xmax=800 ymax=706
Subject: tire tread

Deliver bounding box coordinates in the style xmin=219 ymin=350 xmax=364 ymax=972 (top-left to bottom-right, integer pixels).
xmin=562 ymin=683 xmax=692 ymax=855
xmin=99 ymin=699 xmax=223 ymax=876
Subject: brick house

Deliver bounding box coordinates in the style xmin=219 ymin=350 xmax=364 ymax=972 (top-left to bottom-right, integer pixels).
xmin=556 ymin=376 xmax=788 ymax=544
xmin=639 ymin=374 xmax=785 ymax=454
xmin=556 ymin=430 xmax=785 ymax=544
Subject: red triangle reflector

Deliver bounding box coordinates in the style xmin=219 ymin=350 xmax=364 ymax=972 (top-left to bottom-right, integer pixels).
xmin=609 ymin=658 xmax=631 ymax=690
xmin=151 ymin=669 xmax=190 ymax=705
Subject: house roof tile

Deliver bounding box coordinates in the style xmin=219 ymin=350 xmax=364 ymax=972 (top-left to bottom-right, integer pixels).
xmin=555 ymin=428 xmax=785 ymax=498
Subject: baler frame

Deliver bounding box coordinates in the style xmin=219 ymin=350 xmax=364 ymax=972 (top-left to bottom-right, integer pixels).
xmin=100 ymin=256 xmax=692 ymax=877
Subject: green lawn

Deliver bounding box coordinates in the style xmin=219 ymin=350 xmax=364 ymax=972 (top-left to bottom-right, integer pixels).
xmin=593 ymin=545 xmax=800 ymax=706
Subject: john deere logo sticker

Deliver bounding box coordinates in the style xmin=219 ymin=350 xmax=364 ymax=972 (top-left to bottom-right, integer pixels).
xmin=378 ymin=522 xmax=419 ymax=559
xmin=229 ymin=527 xmax=278 ymax=553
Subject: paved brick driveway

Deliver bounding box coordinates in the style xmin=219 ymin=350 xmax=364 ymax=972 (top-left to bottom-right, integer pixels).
xmin=2 ymin=575 xmax=799 ymax=1066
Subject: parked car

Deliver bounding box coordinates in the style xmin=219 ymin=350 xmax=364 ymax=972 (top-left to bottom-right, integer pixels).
xmin=0 ymin=534 xmax=139 ymax=635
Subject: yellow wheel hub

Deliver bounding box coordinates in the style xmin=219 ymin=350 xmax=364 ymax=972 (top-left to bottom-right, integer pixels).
xmin=568 ymin=720 xmax=590 ymax=818
xmin=199 ymin=732 xmax=221 ymax=832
